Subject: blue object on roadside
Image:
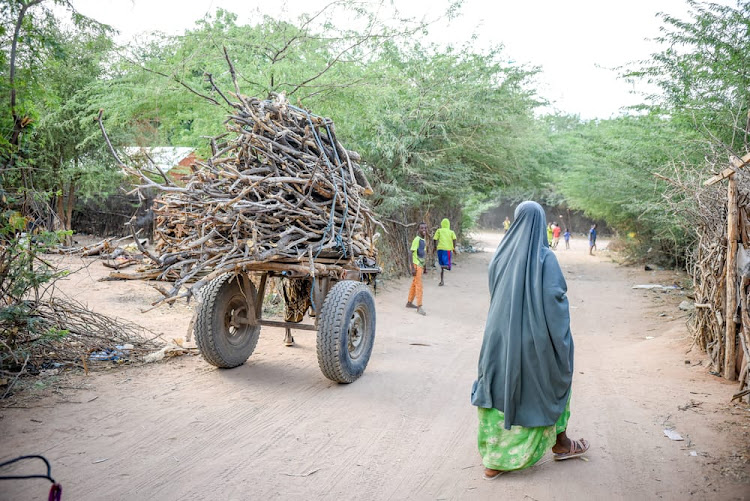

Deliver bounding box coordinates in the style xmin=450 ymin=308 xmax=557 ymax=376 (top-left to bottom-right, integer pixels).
xmin=89 ymin=350 xmax=117 ymax=361
xmin=89 ymin=345 xmax=130 ymax=362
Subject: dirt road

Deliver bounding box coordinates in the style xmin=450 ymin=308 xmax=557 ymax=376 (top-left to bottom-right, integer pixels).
xmin=2 ymin=233 xmax=748 ymax=500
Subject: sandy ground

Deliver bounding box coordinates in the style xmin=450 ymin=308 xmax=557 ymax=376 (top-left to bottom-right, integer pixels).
xmin=1 ymin=233 xmax=749 ymax=500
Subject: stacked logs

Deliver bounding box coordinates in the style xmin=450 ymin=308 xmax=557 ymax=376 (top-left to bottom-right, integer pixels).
xmin=105 ymin=94 xmax=380 ymax=305
xmin=154 ymin=96 xmax=376 ymax=261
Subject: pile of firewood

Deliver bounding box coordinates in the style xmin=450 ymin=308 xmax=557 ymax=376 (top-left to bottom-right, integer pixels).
xmin=98 ymin=80 xmax=380 ymax=305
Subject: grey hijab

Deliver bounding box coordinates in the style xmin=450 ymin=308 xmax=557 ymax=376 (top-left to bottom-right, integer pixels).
xmin=471 ymin=201 xmax=574 ymax=430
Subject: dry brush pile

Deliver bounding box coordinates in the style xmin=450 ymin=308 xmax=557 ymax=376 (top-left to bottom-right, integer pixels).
xmin=99 ymin=83 xmax=380 ymax=307
xmin=0 ymin=236 xmax=162 ymax=398
xmin=662 ymin=151 xmax=750 ymax=402
xmin=691 ymin=171 xmax=750 ymax=401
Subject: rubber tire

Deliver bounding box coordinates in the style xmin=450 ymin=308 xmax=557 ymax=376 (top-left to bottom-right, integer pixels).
xmin=317 ymin=280 xmax=376 ymax=383
xmin=195 ymin=274 xmax=260 ymax=368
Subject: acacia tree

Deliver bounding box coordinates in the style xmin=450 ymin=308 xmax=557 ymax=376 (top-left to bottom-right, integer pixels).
xmin=335 ymin=40 xmax=543 ymax=216
xmin=625 ymin=0 xmax=750 ymax=152
xmin=536 ymin=1 xmax=749 ymax=264
xmin=2 ymin=0 xmax=43 ymax=179
xmin=2 ymin=0 xmax=48 ymax=205
xmin=92 ymin=5 xmax=433 ymax=150
xmin=31 ymin=22 xmax=117 ymax=235
xmin=1 ymin=0 xmax=114 ymax=234
xmin=546 ymin=114 xmax=709 ymax=261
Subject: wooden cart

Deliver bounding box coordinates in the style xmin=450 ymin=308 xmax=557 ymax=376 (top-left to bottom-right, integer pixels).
xmin=193 ymin=257 xmax=380 ymax=383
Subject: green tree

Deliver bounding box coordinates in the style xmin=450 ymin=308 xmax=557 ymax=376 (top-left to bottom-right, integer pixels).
xmin=337 ymin=40 xmax=544 ymax=217
xmin=92 ymin=5 xmax=432 ymax=151
xmin=2 ymin=0 xmax=52 ymax=193
xmin=539 ymin=1 xmax=749 ymax=264
xmin=624 ymin=0 xmax=750 ymax=151
xmin=1 ymin=0 xmax=115 ymax=235
xmin=30 ymin=23 xmax=118 ymax=237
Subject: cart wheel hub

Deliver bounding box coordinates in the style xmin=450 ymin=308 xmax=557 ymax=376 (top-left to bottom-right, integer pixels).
xmin=348 ymin=308 xmax=366 ymax=358
xmin=224 ymin=297 xmax=250 ymax=344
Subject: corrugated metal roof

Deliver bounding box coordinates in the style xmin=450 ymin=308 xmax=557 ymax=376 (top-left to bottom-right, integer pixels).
xmin=124 ymin=147 xmax=195 ymax=172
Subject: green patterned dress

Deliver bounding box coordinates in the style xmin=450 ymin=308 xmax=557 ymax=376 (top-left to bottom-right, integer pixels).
xmin=477 ymin=399 xmax=571 ymax=471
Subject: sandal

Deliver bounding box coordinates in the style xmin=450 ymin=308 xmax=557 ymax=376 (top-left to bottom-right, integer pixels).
xmin=553 ymin=438 xmax=589 ymax=461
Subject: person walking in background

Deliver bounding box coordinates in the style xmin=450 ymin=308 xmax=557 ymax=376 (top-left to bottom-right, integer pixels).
xmin=588 ymin=224 xmax=597 ymax=255
xmin=503 ymin=217 xmax=511 ymax=233
xmin=471 ymin=201 xmax=588 ymax=479
xmin=563 ymin=228 xmax=571 ymax=250
xmin=406 ymin=222 xmax=428 ymax=316
xmin=547 ymin=222 xmax=553 ymax=246
xmin=433 ymin=218 xmax=457 ymax=287
xmin=552 ymin=223 xmax=561 ymax=250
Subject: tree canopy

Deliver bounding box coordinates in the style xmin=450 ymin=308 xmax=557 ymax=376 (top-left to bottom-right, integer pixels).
xmin=1 ymin=0 xmax=747 ymax=267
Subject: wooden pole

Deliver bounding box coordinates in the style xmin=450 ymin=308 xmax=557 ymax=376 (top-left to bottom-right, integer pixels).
xmin=725 ymin=174 xmax=739 ymax=380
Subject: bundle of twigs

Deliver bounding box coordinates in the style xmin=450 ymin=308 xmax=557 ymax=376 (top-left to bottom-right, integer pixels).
xmin=98 ymin=64 xmax=380 ymax=306
xmin=1 ymin=297 xmax=162 ymax=397
xmin=152 ymin=94 xmax=376 ymax=260
xmin=50 ymin=232 xmax=145 ymax=258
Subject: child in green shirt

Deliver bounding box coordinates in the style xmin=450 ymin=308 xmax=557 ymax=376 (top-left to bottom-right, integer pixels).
xmin=406 ymin=222 xmax=428 ymax=316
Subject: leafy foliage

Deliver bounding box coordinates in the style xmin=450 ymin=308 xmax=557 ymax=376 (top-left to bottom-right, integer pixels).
xmin=1 ymin=0 xmax=121 ymax=239
xmin=624 ymin=0 xmax=750 ymax=151
xmin=543 ymin=1 xmax=749 ymax=264
xmin=3 ymin=0 xmax=747 ymax=271
xmin=545 ymin=114 xmax=711 ymax=263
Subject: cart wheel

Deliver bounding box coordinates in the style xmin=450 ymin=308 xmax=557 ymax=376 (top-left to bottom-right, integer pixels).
xmin=317 ymin=280 xmax=376 ymax=383
xmin=195 ymin=273 xmax=260 ymax=368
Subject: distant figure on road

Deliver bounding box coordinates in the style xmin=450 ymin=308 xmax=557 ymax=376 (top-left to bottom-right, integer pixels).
xmin=552 ymin=223 xmax=561 ymax=250
xmin=503 ymin=217 xmax=511 ymax=233
xmin=471 ymin=201 xmax=588 ymax=478
xmin=546 ymin=222 xmax=553 ymax=246
xmin=406 ymin=222 xmax=428 ymax=316
xmin=433 ymin=218 xmax=457 ymax=287
xmin=588 ymin=224 xmax=597 ymax=255
xmin=563 ymin=228 xmax=571 ymax=250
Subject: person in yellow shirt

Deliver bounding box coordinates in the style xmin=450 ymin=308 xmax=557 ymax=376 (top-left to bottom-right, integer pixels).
xmin=433 ymin=218 xmax=457 ymax=287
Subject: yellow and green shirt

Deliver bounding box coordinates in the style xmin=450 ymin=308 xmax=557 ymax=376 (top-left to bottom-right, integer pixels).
xmin=411 ymin=236 xmax=426 ymax=266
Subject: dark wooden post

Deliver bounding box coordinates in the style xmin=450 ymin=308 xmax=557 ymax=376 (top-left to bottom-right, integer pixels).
xmin=726 ymin=174 xmax=738 ymax=380
xmin=704 ymin=152 xmax=750 ymax=380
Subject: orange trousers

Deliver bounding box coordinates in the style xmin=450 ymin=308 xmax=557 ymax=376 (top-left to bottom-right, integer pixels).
xmin=407 ymin=265 xmax=424 ymax=306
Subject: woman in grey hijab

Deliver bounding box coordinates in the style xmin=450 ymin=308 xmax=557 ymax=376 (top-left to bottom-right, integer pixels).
xmin=471 ymin=201 xmax=589 ymax=479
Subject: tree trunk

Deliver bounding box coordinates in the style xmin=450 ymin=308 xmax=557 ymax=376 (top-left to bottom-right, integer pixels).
xmin=65 ymin=180 xmax=76 ymax=231
xmin=4 ymin=0 xmax=45 ymax=186
xmin=57 ymin=176 xmax=77 ymax=246
xmin=56 ymin=181 xmax=65 ymax=231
